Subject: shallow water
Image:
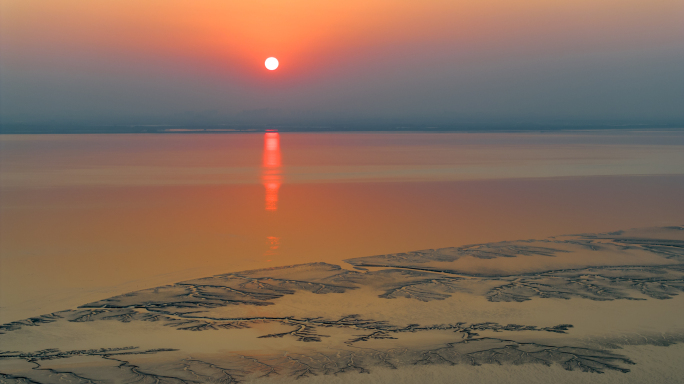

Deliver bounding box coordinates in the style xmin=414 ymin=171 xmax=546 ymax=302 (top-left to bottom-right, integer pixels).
xmin=1 ymin=130 xmax=684 ymax=323
xmin=2 ymin=130 xmax=684 ymax=383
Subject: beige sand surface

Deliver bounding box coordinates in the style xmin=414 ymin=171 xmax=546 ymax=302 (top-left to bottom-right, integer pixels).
xmin=1 ymin=226 xmax=683 ymax=383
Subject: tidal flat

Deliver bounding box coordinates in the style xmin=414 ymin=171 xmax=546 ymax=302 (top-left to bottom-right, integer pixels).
xmin=1 ymin=130 xmax=684 ymax=382
xmin=1 ymin=226 xmax=684 ymax=383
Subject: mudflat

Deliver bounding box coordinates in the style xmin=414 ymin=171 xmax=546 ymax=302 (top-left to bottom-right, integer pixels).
xmin=2 ymin=225 xmax=683 ymax=383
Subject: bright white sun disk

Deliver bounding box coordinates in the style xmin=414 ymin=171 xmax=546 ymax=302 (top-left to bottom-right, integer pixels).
xmin=265 ymin=57 xmax=279 ymax=70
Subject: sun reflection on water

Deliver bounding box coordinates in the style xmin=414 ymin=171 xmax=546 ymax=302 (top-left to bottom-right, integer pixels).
xmin=262 ymin=132 xmax=282 ymax=211
xmin=264 ymin=236 xmax=280 ymax=262
xmin=262 ymin=132 xmax=282 ymax=260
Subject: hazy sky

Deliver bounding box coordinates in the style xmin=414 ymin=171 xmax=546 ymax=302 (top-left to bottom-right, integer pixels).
xmin=1 ymin=0 xmax=683 ymax=127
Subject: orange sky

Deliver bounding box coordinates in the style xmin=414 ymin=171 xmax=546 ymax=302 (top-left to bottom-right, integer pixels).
xmin=5 ymin=0 xmax=681 ymax=76
xmin=1 ymin=0 xmax=683 ymax=124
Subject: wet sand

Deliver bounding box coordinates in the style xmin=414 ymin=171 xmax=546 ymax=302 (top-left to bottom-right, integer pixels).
xmin=1 ymin=226 xmax=683 ymax=383
xmin=2 ymin=174 xmax=684 ymax=324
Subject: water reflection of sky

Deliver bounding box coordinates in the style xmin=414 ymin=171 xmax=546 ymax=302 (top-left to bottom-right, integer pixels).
xmin=1 ymin=131 xmax=684 ymax=323
xmin=2 ymin=131 xmax=684 ymax=188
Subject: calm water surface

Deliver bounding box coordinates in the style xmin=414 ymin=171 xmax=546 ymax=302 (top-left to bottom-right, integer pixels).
xmin=1 ymin=130 xmax=684 ymax=323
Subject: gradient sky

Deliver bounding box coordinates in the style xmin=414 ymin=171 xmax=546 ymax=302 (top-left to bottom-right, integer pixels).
xmin=1 ymin=0 xmax=683 ymax=126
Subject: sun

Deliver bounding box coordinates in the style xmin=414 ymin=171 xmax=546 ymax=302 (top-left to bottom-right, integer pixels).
xmin=265 ymin=57 xmax=279 ymax=71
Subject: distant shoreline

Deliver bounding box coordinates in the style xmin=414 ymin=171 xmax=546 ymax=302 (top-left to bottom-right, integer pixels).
xmin=1 ymin=123 xmax=683 ymax=134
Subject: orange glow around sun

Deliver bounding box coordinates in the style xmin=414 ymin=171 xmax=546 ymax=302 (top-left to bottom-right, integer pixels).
xmin=3 ymin=0 xmax=681 ymax=84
